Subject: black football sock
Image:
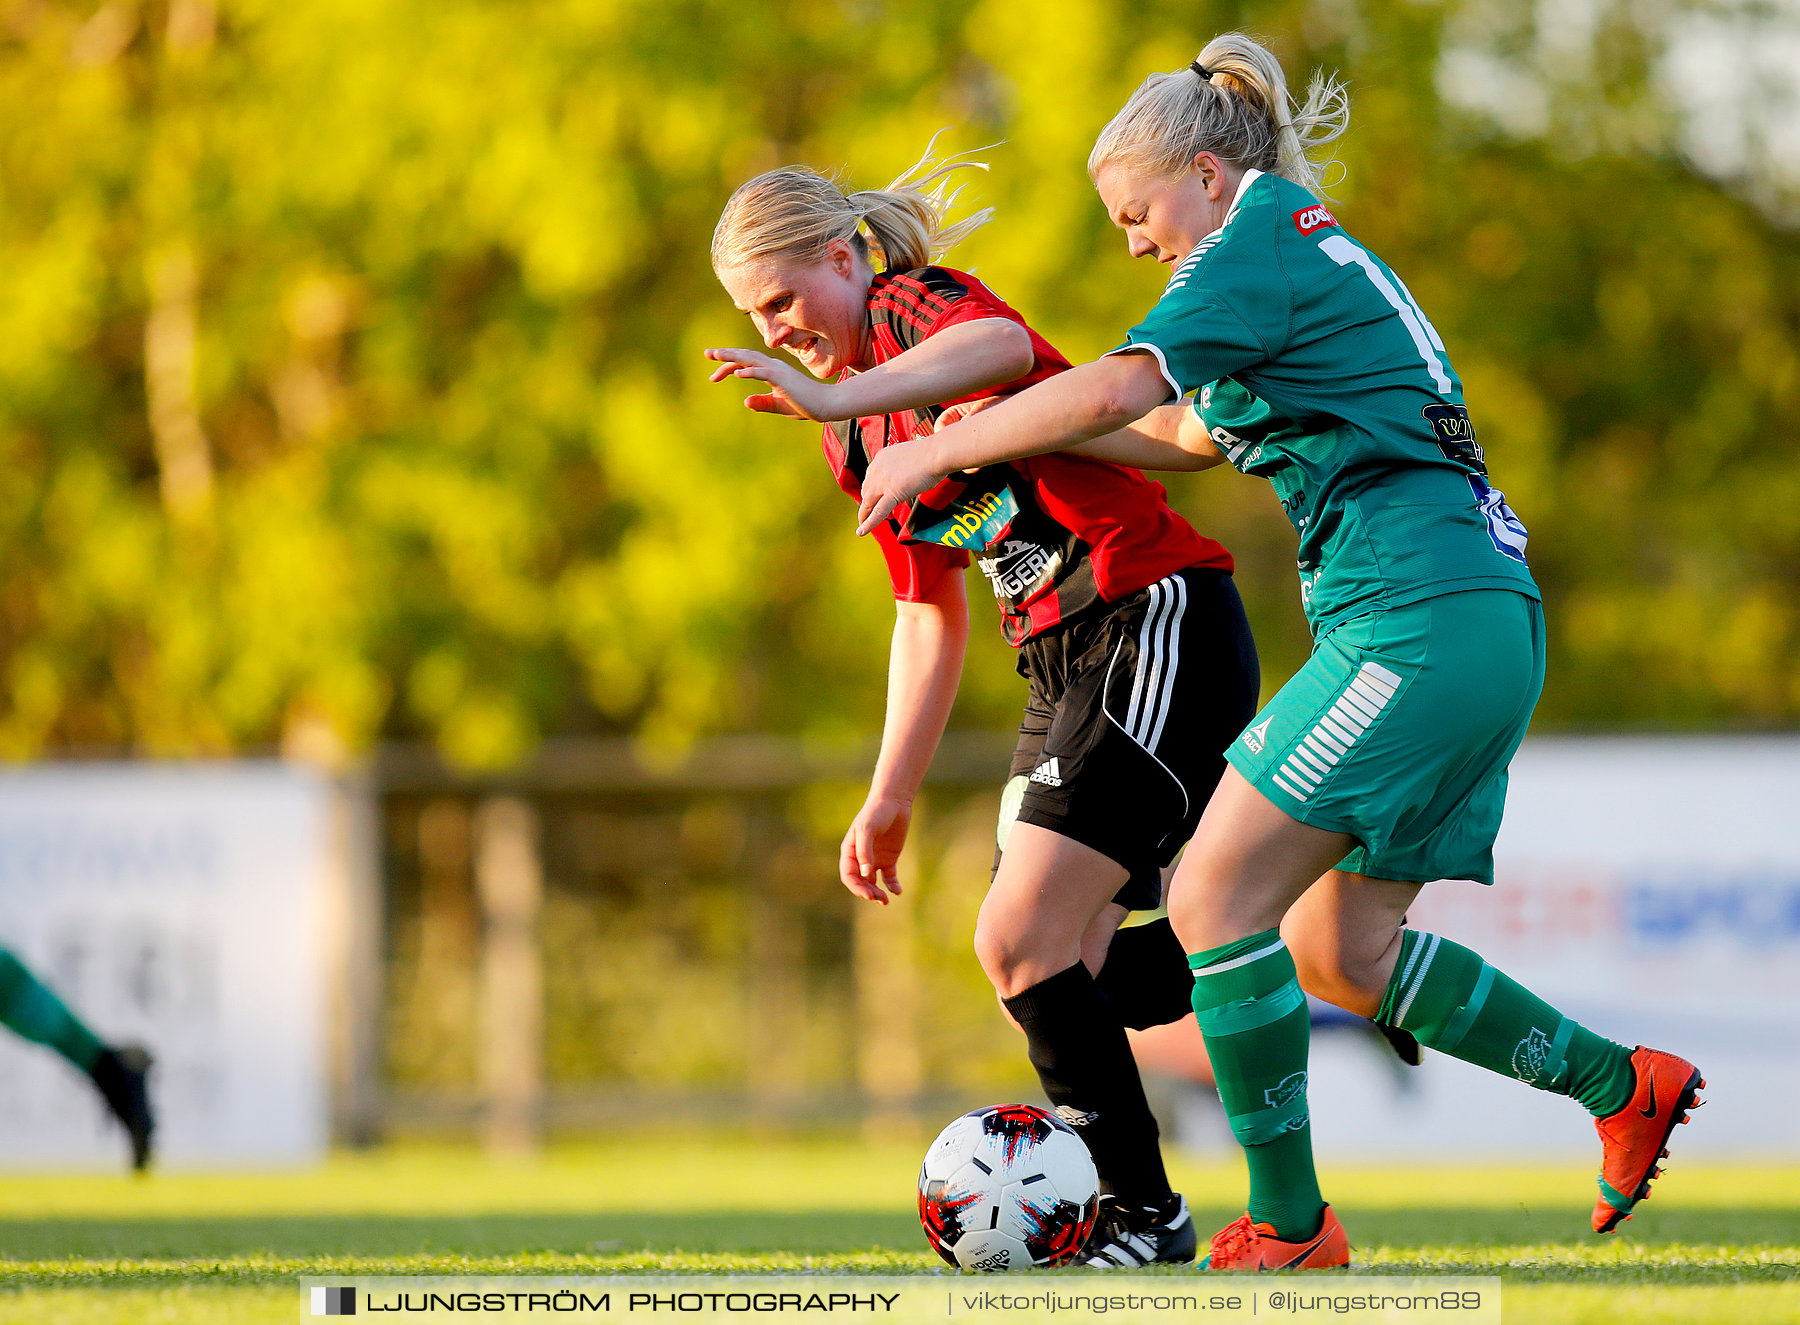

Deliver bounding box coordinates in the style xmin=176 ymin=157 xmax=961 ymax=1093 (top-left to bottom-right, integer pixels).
xmin=1095 ymin=917 xmax=1196 ymax=1030
xmin=1001 ymin=962 xmax=1172 ymax=1205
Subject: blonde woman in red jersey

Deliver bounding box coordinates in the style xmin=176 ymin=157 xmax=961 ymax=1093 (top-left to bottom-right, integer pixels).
xmin=707 ymin=145 xmax=1259 ymax=1266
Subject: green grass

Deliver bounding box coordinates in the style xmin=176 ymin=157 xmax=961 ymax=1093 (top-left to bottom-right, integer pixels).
xmin=0 ymin=1139 xmax=1794 ymax=1323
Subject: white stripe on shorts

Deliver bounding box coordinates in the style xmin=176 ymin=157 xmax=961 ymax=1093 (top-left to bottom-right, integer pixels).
xmin=1274 ymin=662 xmax=1405 ymax=803
xmin=1123 ymin=575 xmax=1188 ymax=753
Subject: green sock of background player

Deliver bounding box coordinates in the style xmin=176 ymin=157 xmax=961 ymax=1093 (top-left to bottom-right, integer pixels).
xmin=1377 ymin=930 xmax=1634 ymax=1116
xmin=0 ymin=947 xmax=104 ymax=1071
xmin=1189 ymin=930 xmax=1326 ymax=1241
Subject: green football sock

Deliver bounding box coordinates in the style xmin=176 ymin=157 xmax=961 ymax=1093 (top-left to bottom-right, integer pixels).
xmin=1377 ymin=930 xmax=1633 ymax=1117
xmin=0 ymin=948 xmax=104 ymax=1072
xmin=1189 ymin=930 xmax=1324 ymax=1242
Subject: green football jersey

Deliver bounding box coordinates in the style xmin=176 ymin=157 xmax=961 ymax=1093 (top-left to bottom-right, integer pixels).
xmin=1110 ymin=169 xmax=1538 ymax=637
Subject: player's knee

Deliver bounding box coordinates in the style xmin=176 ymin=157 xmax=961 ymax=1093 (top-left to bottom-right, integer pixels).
xmin=1165 ymin=891 xmax=1200 ymax=952
xmin=971 ymin=920 xmax=1063 ymax=1000
xmin=1287 ymin=936 xmax=1352 ymax=1003
xmin=972 ymin=923 xmax=1028 ymax=999
xmin=1285 ymin=930 xmax=1381 ymax=1012
xmin=971 ymin=919 xmax=1012 ymax=986
xmin=1164 ymin=847 xmax=1283 ymax=955
xmin=1166 ymin=877 xmax=1233 ymax=955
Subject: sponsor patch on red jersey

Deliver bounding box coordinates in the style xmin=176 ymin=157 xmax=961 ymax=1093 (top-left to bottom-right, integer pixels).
xmin=1292 ymin=204 xmax=1338 ymax=235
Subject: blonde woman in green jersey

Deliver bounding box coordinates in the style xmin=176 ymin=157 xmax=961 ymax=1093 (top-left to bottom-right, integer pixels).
xmin=854 ymin=32 xmax=1704 ymax=1271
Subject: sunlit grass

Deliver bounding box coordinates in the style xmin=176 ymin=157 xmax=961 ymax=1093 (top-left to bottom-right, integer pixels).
xmin=0 ymin=1140 xmax=1793 ymax=1323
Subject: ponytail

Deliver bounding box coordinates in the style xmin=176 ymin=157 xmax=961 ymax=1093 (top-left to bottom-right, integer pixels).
xmin=712 ymin=134 xmax=995 ymax=275
xmin=1088 ymin=32 xmax=1349 ymax=198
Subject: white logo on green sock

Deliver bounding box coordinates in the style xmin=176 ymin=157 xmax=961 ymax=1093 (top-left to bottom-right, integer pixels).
xmin=1265 ymin=1071 xmax=1310 ymax=1131
xmin=1513 ymin=1027 xmax=1553 ymax=1082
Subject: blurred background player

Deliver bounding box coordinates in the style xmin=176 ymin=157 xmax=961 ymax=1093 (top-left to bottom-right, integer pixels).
xmin=852 ymin=33 xmax=1704 ymax=1271
xmin=0 ymin=946 xmax=154 ymax=1171
xmin=706 ymin=145 xmax=1261 ymax=1266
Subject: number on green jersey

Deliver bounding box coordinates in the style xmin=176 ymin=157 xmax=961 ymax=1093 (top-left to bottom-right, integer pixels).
xmin=1317 ymin=234 xmax=1452 ymax=395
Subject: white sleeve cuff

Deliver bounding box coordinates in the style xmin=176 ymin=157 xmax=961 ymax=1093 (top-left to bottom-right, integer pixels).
xmin=1103 ymin=341 xmax=1183 ymax=403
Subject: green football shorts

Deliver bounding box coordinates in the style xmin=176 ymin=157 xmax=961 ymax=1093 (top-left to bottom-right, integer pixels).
xmin=1225 ymin=589 xmax=1545 ymax=885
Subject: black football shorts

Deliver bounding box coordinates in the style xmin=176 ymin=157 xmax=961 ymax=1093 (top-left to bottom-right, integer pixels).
xmin=997 ymin=567 xmax=1260 ymax=911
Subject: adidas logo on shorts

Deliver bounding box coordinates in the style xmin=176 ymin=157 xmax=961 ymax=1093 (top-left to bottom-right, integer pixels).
xmin=1029 ymin=758 xmax=1064 ymax=787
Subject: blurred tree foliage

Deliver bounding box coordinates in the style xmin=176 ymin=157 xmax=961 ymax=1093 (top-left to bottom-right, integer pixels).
xmin=2 ymin=0 xmax=1798 ymax=769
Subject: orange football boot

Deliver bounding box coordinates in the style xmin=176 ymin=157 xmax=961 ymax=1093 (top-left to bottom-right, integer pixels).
xmin=1200 ymin=1205 xmax=1350 ymax=1271
xmin=1592 ymin=1046 xmax=1705 ymax=1233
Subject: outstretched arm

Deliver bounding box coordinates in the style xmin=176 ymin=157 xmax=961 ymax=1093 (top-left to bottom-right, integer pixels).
xmin=855 ymin=351 xmax=1176 ymax=533
xmin=936 ymin=396 xmax=1225 ymax=472
xmin=1069 ymin=402 xmax=1226 ymax=472
xmin=705 ymin=318 xmax=1034 ymax=423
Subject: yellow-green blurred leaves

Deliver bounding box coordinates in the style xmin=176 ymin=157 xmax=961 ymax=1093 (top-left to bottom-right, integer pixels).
xmin=3 ymin=0 xmax=1799 ymax=768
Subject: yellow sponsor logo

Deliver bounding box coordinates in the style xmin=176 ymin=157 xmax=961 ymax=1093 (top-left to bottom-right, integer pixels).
xmin=921 ymin=486 xmax=1022 ymax=547
xmin=946 ymin=492 xmax=1005 ymax=547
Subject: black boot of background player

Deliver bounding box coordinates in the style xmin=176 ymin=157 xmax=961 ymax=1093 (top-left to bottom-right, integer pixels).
xmin=1377 ymin=1021 xmax=1424 ymax=1066
xmin=89 ymin=1045 xmax=155 ymax=1172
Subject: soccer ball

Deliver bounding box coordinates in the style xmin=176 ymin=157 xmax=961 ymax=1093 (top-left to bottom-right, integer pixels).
xmin=917 ymin=1103 xmax=1100 ymax=1271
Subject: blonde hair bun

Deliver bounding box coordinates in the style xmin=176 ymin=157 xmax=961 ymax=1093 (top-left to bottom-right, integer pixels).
xmin=1090 ymin=33 xmax=1349 ymax=198
xmin=713 ymin=134 xmax=996 ymax=275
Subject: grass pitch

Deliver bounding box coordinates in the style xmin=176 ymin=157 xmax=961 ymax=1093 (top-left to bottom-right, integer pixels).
xmin=0 ymin=1138 xmax=1794 ymax=1324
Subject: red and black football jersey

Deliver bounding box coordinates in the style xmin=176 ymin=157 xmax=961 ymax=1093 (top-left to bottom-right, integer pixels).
xmin=823 ymin=266 xmax=1233 ymax=646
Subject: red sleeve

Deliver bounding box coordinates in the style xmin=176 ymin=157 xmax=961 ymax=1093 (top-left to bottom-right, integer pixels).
xmin=873 ymin=269 xmax=1048 ymax=345
xmin=867 ymin=270 xmax=1070 ymax=412
xmin=926 ymin=295 xmax=1016 ymax=334
xmin=873 ymin=521 xmax=968 ymax=602
xmin=915 ymin=273 xmax=1070 ymax=404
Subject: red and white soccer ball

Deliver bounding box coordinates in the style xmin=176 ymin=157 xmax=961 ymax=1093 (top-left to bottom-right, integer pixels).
xmin=917 ymin=1103 xmax=1100 ymax=1272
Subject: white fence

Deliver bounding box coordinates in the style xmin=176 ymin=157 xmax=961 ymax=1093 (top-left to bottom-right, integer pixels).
xmin=0 ymin=739 xmax=1794 ymax=1167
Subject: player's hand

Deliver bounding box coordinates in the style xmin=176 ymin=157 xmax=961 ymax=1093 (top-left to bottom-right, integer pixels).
xmin=854 ymin=436 xmax=952 ymax=536
xmin=840 ymin=796 xmax=911 ymax=904
xmin=853 ymin=395 xmax=1005 ymax=530
xmin=704 ymin=347 xmax=838 ymax=421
